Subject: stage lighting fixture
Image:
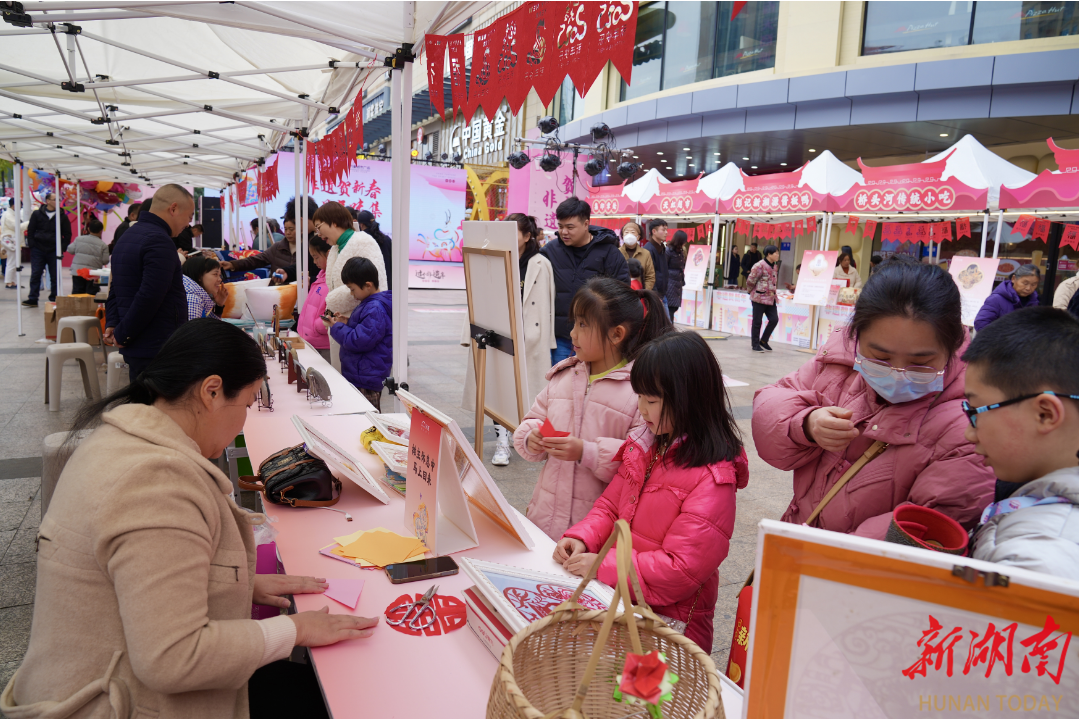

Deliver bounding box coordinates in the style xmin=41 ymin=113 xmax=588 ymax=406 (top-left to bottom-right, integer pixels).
xmin=538 ymin=152 xmax=561 ymax=172
xmin=507 ymin=151 xmax=531 ymax=170
xmin=537 ymin=116 xmax=559 ymax=135
xmin=590 ymin=123 xmax=611 ymax=141
xmin=441 ymin=153 xmax=448 ymax=160
xmin=425 ymin=152 xmax=433 ymax=161
xmin=616 ymin=161 xmax=640 ymax=180
xmin=452 ymin=153 xmax=462 ymax=163
xmin=583 ymin=157 xmax=605 ymax=177
xmin=378 ymin=144 xmax=386 ymax=155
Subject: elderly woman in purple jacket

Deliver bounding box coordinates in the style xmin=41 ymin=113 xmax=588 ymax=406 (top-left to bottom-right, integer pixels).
xmin=973 ymin=264 xmax=1040 ymax=331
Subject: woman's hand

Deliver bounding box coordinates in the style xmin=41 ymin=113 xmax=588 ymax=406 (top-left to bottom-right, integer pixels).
xmin=290 ymin=607 xmax=379 ymax=647
xmin=563 ymin=552 xmax=598 ymax=578
xmin=253 ymin=574 xmax=328 ymax=609
xmin=553 ymin=537 xmax=587 ymax=564
xmin=526 ymin=430 xmax=545 ymax=455
xmin=543 ymin=436 xmax=584 ymax=462
xmin=805 ymin=407 xmax=860 ymax=453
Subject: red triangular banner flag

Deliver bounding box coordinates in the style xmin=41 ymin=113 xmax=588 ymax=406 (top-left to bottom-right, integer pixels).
xmin=778 ymin=222 xmax=792 ymax=239
xmin=956 ymin=216 xmax=971 ymax=240
xmin=1012 ymin=214 xmax=1036 ymax=237
xmin=793 ymin=219 xmax=804 ymax=237
xmin=863 ymin=219 xmax=878 ymax=239
xmin=940 ymin=221 xmax=952 ymax=242
xmin=765 ymin=224 xmax=776 ymax=239
xmin=1062 ymin=224 xmax=1079 ymax=250
xmin=845 ymin=216 xmax=859 ymax=235
xmin=808 ymin=216 xmax=817 ymax=233
xmin=425 ymin=34 xmax=448 ymax=120
xmin=447 ymin=34 xmax=468 ymax=118
xmin=1032 ymin=218 xmax=1050 ymax=242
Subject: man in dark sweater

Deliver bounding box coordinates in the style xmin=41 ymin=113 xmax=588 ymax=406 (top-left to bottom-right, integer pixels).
xmin=23 ymin=192 xmax=71 ymax=307
xmin=741 ymin=242 xmax=762 ymax=285
xmin=644 ymin=218 xmax=669 ymax=307
xmin=540 ymin=196 xmax=629 ymax=364
xmin=105 ymin=185 xmax=194 ymax=380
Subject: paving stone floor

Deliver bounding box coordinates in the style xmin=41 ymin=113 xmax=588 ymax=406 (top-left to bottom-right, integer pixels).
xmin=0 ymin=280 xmax=811 ymax=703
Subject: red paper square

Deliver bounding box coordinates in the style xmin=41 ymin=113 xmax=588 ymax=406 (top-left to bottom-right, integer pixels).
xmin=539 ymin=418 xmax=570 ymax=438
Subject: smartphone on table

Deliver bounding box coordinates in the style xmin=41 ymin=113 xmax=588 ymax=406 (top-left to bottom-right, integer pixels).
xmin=385 ymin=556 xmax=459 ymax=584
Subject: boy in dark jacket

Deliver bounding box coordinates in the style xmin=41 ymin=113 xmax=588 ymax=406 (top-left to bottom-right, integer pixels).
xmin=540 ymin=196 xmax=629 ymax=364
xmin=327 ymin=257 xmax=391 ymax=411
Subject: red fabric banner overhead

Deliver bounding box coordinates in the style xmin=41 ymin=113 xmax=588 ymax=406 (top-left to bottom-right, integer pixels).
xmin=1032 ymin=218 xmax=1051 ymax=241
xmin=778 ymin=222 xmax=792 ymax=239
xmin=1012 ymin=214 xmax=1036 ymax=237
xmin=808 ymin=216 xmax=817 ymax=233
xmin=430 ymin=1 xmax=638 ymax=121
xmin=940 ymin=221 xmax=952 ymax=241
xmin=863 ymin=219 xmax=877 ymax=239
xmin=956 ymin=216 xmax=971 ymax=240
xmin=845 ymin=216 xmax=858 ymax=234
xmin=736 ymin=218 xmax=750 ymax=235
xmin=1062 ymin=224 xmax=1079 ymax=251
xmin=793 ymin=219 xmax=804 ymax=237
xmin=257 ymin=155 xmax=279 ymax=203
xmin=305 ymin=89 xmax=364 ymax=191
xmin=425 ymin=34 xmax=448 ymax=120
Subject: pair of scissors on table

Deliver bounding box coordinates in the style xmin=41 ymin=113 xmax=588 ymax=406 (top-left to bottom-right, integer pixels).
xmin=387 ymin=585 xmax=438 ymax=630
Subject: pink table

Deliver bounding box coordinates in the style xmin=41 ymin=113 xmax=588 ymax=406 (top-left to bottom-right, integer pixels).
xmin=243 ymin=361 xmax=744 ymax=718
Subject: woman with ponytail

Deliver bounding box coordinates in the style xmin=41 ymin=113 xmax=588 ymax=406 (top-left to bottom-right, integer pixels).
xmin=3 ymin=319 xmax=377 ymax=719
xmin=513 ymin=277 xmax=674 ymax=538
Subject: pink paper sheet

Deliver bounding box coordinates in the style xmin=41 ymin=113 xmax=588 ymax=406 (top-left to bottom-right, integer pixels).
xmin=323 ymin=578 xmax=366 ymax=610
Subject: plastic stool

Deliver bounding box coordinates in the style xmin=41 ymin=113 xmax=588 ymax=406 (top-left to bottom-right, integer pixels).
xmin=57 ymin=315 xmax=105 ymax=360
xmin=106 ymin=353 xmax=130 ymax=395
xmin=44 ymin=342 xmax=101 ymax=412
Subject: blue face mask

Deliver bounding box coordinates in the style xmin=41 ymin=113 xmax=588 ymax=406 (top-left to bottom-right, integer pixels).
xmin=854 ymin=354 xmax=944 ymax=404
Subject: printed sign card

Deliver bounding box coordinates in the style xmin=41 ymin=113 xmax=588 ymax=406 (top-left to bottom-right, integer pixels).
xmin=792 ymin=251 xmax=840 ymax=306
xmin=682 ymin=244 xmax=710 ymax=292
xmin=949 ymin=257 xmax=1000 ymax=327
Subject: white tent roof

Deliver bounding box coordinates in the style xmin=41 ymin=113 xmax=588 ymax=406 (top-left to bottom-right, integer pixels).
xmin=799 ymin=149 xmax=863 ymax=196
xmin=925 ymin=134 xmax=1035 ymax=211
xmin=0 ymin=1 xmax=483 ymax=186
xmin=696 ymin=161 xmax=744 ymax=201
xmin=621 ymin=167 xmax=670 ymax=203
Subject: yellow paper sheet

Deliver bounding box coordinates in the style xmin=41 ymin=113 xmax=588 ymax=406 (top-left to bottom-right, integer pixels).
xmin=339 ymin=530 xmax=427 ymax=567
xmin=328 ymin=527 xmax=427 ymax=567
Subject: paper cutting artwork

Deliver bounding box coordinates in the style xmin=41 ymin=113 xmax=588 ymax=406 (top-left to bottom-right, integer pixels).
xmin=504 ymin=583 xmax=607 ymax=622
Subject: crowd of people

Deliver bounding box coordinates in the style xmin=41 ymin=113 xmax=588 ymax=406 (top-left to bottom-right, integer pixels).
xmin=2 ymin=190 xmax=1078 ymax=719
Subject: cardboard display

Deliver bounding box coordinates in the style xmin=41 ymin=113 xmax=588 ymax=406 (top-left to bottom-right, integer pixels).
xmin=291 ymin=415 xmax=390 ymax=505
xmin=744 ymin=520 xmax=1079 ymax=718
xmin=792 ymin=251 xmax=840 ymax=306
xmin=949 ymin=257 xmax=1000 ymax=327
xmin=397 ymin=389 xmax=535 ymax=551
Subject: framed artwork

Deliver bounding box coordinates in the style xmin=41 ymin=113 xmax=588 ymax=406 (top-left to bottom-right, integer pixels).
xmin=291 ymin=415 xmax=389 ymax=504
xmin=367 ymin=411 xmax=411 ymax=445
xmin=745 ymin=520 xmax=1079 ymax=719
xmin=460 ymin=558 xmax=615 ymax=634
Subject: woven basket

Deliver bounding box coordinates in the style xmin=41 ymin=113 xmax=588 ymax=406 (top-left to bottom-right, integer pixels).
xmin=487 ymin=520 xmax=723 ymax=719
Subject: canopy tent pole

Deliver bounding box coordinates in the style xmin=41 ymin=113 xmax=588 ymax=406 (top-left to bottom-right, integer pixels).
xmin=54 ymin=172 xmax=63 ymax=299
xmin=389 ymin=15 xmax=415 ymax=408
xmin=707 ymin=214 xmax=720 ymax=288
xmin=75 ymin=179 xmax=80 ymax=238
xmin=993 ymin=210 xmax=1004 ymax=260
xmin=299 ymin=107 xmax=309 ymax=310
xmin=13 ymin=151 xmax=24 ymax=336
xmin=979 ymin=211 xmax=989 ymax=257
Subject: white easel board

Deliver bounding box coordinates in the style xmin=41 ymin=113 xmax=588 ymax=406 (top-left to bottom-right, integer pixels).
xmin=462 ymin=221 xmax=529 ymax=430
xmin=398 ymin=389 xmax=535 ymax=551
xmin=291 ymin=415 xmax=389 ymax=505
xmin=743 ymin=519 xmax=1079 ymax=719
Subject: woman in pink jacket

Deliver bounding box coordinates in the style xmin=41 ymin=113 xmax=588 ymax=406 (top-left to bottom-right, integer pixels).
xmin=296 ymin=234 xmax=332 ymax=362
xmin=752 ymin=256 xmax=995 ymax=538
xmin=514 ymin=277 xmax=673 ymax=539
xmin=557 ymin=332 xmax=748 ymax=651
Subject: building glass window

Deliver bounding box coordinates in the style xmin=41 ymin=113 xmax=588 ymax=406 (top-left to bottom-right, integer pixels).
xmin=557 ymin=75 xmax=585 ymax=126
xmin=972 ymin=2 xmax=1079 ymax=44
xmin=620 ymin=1 xmax=779 ymax=101
xmin=862 ymin=1 xmax=973 ymax=55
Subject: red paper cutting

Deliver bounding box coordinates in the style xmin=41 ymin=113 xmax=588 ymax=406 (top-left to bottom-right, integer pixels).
xmin=384 ymin=593 xmax=467 ymax=637
xmin=540 ymin=417 xmax=570 ymax=438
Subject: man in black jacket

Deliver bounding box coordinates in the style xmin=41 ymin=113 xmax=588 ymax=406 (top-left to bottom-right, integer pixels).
xmin=541 ymin=196 xmax=629 ymax=364
xmin=644 ymin=218 xmax=669 ymax=306
xmin=741 ymin=242 xmax=762 ymax=285
xmin=23 ymin=192 xmax=71 ymax=307
xmin=104 ymin=185 xmax=194 ymax=380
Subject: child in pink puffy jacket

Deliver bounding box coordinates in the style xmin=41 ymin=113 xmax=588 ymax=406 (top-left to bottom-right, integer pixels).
xmin=514 ymin=277 xmax=673 ymax=539
xmin=296 ymin=235 xmax=332 ymax=362
xmin=556 ymin=331 xmax=747 ymax=651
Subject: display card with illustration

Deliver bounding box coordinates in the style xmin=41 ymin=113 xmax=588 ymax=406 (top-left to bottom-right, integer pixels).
xmin=948 ymin=257 xmax=999 ymax=327
xmin=793 ymin=250 xmax=840 ymax=306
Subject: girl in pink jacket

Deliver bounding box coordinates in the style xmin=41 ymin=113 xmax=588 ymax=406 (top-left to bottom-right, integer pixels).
xmin=514 ymin=277 xmax=673 ymax=539
xmin=296 ymin=235 xmax=332 ymax=362
xmin=557 ymin=331 xmax=748 ymax=651
xmin=752 ymin=256 xmax=994 ymax=538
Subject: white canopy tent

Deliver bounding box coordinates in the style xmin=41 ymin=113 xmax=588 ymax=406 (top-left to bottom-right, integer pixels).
xmin=621 ymin=167 xmax=670 ymax=204
xmin=696 ymin=161 xmax=744 ymax=202
xmin=0 ymin=0 xmax=489 ymax=400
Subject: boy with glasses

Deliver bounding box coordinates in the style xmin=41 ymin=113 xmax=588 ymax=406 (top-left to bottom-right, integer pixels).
xmin=962 ymin=307 xmax=1079 ymax=580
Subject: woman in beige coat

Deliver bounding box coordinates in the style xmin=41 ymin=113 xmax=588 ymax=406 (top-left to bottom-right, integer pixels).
xmin=1 ymin=320 xmax=377 ymax=719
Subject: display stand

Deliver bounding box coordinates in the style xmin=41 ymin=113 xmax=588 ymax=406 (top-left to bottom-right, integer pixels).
xmin=462 ymin=221 xmax=529 ymax=457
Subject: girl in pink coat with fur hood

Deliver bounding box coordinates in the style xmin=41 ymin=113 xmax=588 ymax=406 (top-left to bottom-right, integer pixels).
xmin=557 ymin=331 xmax=748 ymax=651
xmin=514 ymin=277 xmax=673 ymax=539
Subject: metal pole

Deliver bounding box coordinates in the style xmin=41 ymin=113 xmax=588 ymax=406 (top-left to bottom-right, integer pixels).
xmin=75 ymin=178 xmax=80 ymax=236
xmin=13 ymin=153 xmax=24 ymax=336
xmin=299 ymin=107 xmax=309 ymax=310
xmin=54 ymin=173 xmax=63 ymax=299
xmin=979 ymin=210 xmax=989 ymax=257
xmin=993 ymin=210 xmax=1004 ymax=260
xmin=389 ymin=28 xmax=414 ymax=407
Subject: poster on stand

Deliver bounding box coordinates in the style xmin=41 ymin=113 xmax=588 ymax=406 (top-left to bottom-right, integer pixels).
xmin=744 ymin=520 xmax=1079 ymax=719
xmin=816 ymin=303 xmax=855 ymax=347
xmin=948 ymin=257 xmax=1000 ymax=327
xmin=673 ymin=288 xmax=711 ymax=328
xmin=793 ymin=251 xmax=840 ymax=306
xmin=683 ymin=244 xmax=710 ymax=291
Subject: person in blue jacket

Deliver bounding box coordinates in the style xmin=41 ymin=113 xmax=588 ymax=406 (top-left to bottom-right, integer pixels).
xmin=104 ymin=185 xmax=193 ymax=381
xmin=974 ymin=264 xmax=1040 ymax=331
xmin=326 ymin=256 xmax=392 ymax=411
xmin=540 ymin=196 xmax=629 ymax=364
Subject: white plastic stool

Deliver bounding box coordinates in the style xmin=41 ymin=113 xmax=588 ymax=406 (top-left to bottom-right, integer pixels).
xmin=106 ymin=353 xmax=130 ymax=394
xmin=57 ymin=316 xmax=105 ymax=360
xmin=44 ymin=342 xmax=101 ymax=412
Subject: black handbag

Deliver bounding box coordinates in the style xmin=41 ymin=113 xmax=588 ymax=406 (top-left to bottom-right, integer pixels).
xmin=238 ymin=443 xmax=341 ymax=507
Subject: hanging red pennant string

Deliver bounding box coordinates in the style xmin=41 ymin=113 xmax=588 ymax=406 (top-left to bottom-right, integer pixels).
xmin=706 ymin=221 xmax=713 ymax=238
xmin=447 ymin=34 xmax=468 ymax=117
xmin=808 ymin=216 xmax=817 ymax=233
xmin=1012 ymin=214 xmax=1036 ymax=237
xmin=956 ymin=217 xmax=971 ymax=240
xmin=863 ymin=219 xmax=878 ymax=238
xmin=1062 ymin=224 xmax=1079 ymax=251
xmin=425 ymin=34 xmax=449 ymax=120
xmin=940 ymin=222 xmax=953 ymax=242
xmin=257 ymin=155 xmax=280 ymax=203
xmin=778 ymin=222 xmax=792 ymax=239
xmin=1032 ymin=218 xmax=1051 ymax=242
xmin=738 ymin=218 xmax=750 ymax=236
xmin=765 ymin=224 xmax=777 ymax=239
xmin=793 ymin=219 xmax=804 ymax=237
xmin=903 ymin=224 xmax=916 ymax=241
xmin=845 ymin=216 xmax=858 ymax=234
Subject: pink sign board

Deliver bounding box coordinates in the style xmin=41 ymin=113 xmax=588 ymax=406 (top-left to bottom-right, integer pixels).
xmin=588 ymin=183 xmax=637 ymax=217
xmin=792 ymin=250 xmax=840 ymax=306
xmin=1000 ymin=140 xmax=1079 ymax=209
xmin=638 ymin=176 xmax=716 ymax=216
xmin=833 ymin=153 xmax=988 ymax=213
xmin=721 ymin=165 xmax=830 ymax=214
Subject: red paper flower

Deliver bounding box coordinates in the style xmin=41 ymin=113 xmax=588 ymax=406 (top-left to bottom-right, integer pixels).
xmin=619 ymin=651 xmax=667 ymax=704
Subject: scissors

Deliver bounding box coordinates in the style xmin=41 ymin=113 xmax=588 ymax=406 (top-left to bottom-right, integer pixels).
xmin=386 ymin=585 xmax=439 ymax=630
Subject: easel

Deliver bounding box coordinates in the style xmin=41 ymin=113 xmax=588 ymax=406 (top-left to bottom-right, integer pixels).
xmin=462 ymin=238 xmax=528 ymax=458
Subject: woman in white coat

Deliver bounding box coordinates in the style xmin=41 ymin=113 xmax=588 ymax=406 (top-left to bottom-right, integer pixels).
xmin=311 ymin=201 xmax=388 ymax=371
xmin=462 ymin=213 xmax=555 ymax=466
